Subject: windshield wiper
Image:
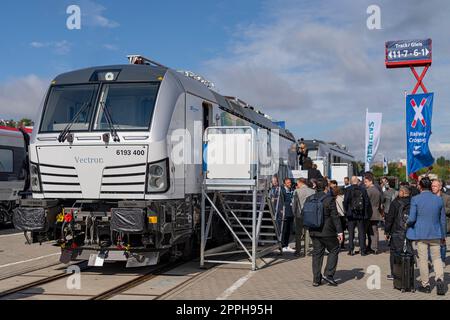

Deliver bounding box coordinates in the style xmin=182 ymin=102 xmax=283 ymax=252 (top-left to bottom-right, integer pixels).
xmin=58 ymin=102 xmax=91 ymax=143
xmin=99 ymin=101 xmax=120 ymax=142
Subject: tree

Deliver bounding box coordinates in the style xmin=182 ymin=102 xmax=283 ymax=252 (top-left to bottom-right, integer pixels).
xmin=18 ymin=118 xmax=33 ymax=127
xmin=371 ymin=162 xmax=406 ymax=182
xmin=436 ymin=156 xmax=446 ymax=167
xmin=5 ymin=119 xmax=17 ymax=128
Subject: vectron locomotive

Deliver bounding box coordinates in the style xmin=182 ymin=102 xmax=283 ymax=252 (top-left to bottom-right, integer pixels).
xmin=14 ymin=56 xmax=297 ymax=267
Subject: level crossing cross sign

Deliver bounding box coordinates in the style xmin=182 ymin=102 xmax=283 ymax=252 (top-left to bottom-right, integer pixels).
xmin=410 ymin=97 xmax=427 ymax=128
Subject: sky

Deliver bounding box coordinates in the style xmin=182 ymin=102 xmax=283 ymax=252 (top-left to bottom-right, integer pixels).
xmin=0 ymin=0 xmax=450 ymax=161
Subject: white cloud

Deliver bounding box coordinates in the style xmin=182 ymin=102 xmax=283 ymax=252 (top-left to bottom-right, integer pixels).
xmin=0 ymin=75 xmax=48 ymax=121
xmin=30 ymin=42 xmax=45 ymax=48
xmin=202 ymin=0 xmax=450 ymax=161
xmin=30 ymin=40 xmax=72 ymax=55
xmin=80 ymin=0 xmax=120 ymax=28
xmin=102 ymin=44 xmax=119 ymax=51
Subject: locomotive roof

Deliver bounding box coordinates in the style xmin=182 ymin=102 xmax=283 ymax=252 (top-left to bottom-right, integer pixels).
xmin=53 ymin=64 xmax=168 ymax=84
xmin=52 ymin=64 xmax=296 ymax=142
xmin=303 ymin=139 xmax=354 ymax=158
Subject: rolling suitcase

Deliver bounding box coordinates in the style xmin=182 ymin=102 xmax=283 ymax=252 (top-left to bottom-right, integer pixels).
xmin=393 ymin=239 xmax=415 ymax=293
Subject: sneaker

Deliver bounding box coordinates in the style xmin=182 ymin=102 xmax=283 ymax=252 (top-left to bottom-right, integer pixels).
xmin=282 ymin=247 xmax=296 ymax=253
xmin=436 ymin=279 xmax=445 ymax=296
xmin=386 ymin=275 xmax=394 ymax=281
xmin=323 ymin=276 xmax=338 ymax=286
xmin=348 ymin=250 xmax=354 ymax=256
xmin=418 ymin=285 xmax=431 ymax=294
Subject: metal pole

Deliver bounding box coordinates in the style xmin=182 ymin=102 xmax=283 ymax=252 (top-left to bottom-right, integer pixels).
xmin=365 ymin=108 xmax=369 ymax=173
xmin=200 ymin=186 xmax=206 ymax=268
xmin=404 ymin=90 xmax=409 ymax=183
xmin=252 ymin=186 xmax=257 ymax=271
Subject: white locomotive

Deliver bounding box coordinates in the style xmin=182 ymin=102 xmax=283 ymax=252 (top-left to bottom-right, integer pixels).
xmin=14 ymin=56 xmax=297 ymax=267
xmin=0 ymin=126 xmax=29 ymax=225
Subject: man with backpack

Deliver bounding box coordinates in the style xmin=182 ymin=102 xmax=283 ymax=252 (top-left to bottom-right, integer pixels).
xmin=384 ymin=185 xmax=413 ymax=280
xmin=344 ymin=176 xmax=371 ymax=256
xmin=303 ymin=178 xmax=343 ymax=287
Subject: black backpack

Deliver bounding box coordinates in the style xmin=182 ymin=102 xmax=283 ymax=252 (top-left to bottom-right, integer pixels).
xmin=396 ymin=201 xmax=410 ymax=232
xmin=302 ymin=194 xmax=328 ymax=229
xmin=350 ymin=188 xmax=365 ymax=216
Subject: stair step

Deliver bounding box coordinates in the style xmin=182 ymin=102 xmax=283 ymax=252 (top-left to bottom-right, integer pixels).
xmin=224 ymin=209 xmax=271 ymax=213
xmin=241 ymin=239 xmax=279 ymax=244
xmin=228 ymin=217 xmax=273 ymax=221
xmin=224 ymin=201 xmax=266 ymax=205
xmin=235 ymin=232 xmax=277 ymax=237
xmin=231 ymin=224 xmax=275 ymax=229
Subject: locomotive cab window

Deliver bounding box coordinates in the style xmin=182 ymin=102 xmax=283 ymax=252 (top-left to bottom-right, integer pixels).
xmin=94 ymin=83 xmax=159 ymax=131
xmin=0 ymin=149 xmax=13 ymax=173
xmin=39 ymin=84 xmax=98 ymax=133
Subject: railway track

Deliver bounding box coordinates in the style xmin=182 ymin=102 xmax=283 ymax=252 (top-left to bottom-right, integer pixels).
xmin=90 ymin=260 xmax=187 ymax=300
xmin=0 ymin=261 xmax=64 ymax=282
xmin=0 ymin=258 xmax=211 ymax=300
xmin=0 ymin=261 xmax=89 ymax=298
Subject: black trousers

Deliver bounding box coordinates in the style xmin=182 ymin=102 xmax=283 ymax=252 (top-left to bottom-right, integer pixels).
xmin=277 ymin=216 xmax=294 ymax=248
xmin=311 ymin=236 xmax=340 ymax=283
xmin=339 ymin=216 xmax=347 ymax=248
xmin=347 ymin=219 xmax=366 ymax=253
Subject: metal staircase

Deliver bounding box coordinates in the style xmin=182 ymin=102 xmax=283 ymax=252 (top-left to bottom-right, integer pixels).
xmin=201 ymin=185 xmax=282 ymax=271
xmin=218 ymin=191 xmax=280 ymax=247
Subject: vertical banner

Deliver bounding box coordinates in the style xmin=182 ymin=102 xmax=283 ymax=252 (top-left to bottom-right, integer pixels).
xmin=383 ymin=156 xmax=389 ymax=175
xmin=406 ymin=93 xmax=434 ymax=175
xmin=365 ymin=111 xmax=383 ymax=172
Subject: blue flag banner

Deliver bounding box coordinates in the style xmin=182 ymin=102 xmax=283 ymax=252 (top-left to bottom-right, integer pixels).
xmin=406 ymin=93 xmax=434 ymax=174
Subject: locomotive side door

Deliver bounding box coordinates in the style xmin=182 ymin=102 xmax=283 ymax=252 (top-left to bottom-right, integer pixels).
xmin=185 ymin=94 xmax=206 ymax=194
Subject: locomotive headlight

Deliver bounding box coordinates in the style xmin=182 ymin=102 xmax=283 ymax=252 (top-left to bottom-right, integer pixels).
xmin=30 ymin=164 xmax=42 ymax=192
xmin=147 ymin=159 xmax=169 ymax=193
xmin=149 ymin=165 xmax=164 ymax=177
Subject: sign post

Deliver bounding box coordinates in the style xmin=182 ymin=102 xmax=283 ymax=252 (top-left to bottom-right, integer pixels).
xmin=385 ymin=38 xmax=433 ymax=180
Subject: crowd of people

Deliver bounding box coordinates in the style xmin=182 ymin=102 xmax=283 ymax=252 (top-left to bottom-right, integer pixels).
xmin=269 ymin=172 xmax=450 ymax=294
